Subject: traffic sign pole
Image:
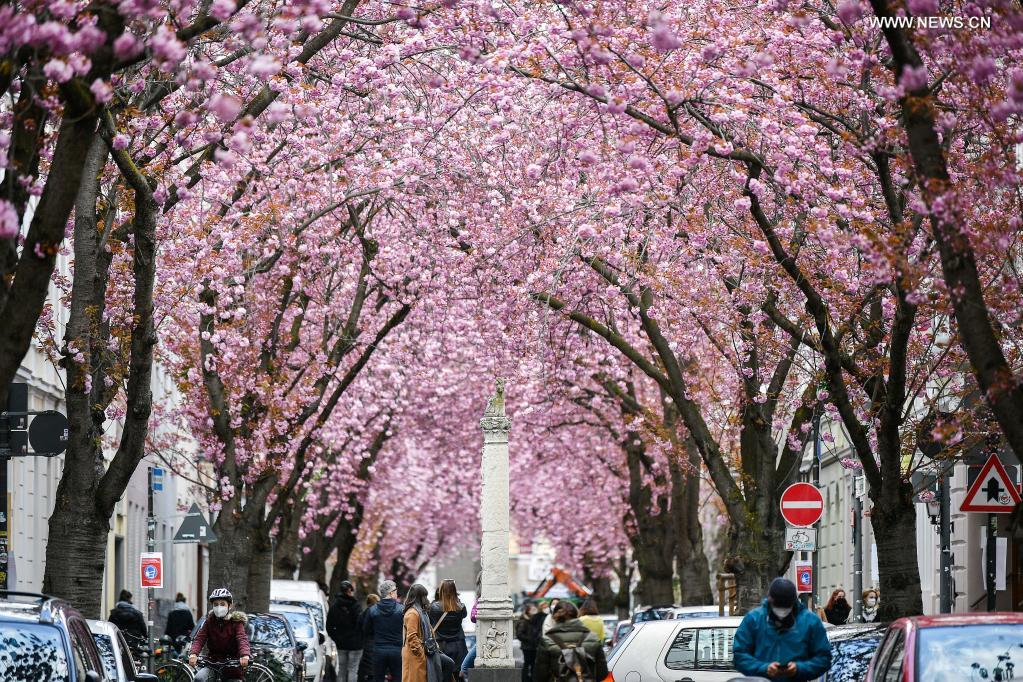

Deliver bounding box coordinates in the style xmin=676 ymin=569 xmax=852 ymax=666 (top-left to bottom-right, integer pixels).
xmin=811 ymin=407 xmax=821 ymax=609
xmin=147 ymin=466 xmax=155 ymax=671
xmin=987 ymin=514 xmax=997 ymax=611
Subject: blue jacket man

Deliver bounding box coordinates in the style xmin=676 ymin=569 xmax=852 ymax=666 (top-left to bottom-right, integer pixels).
xmin=364 ymin=580 xmax=404 ymax=682
xmin=733 ymin=578 xmax=831 ymax=680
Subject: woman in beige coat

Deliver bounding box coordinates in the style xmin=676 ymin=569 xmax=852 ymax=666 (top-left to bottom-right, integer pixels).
xmin=403 ymin=584 xmax=440 ymax=682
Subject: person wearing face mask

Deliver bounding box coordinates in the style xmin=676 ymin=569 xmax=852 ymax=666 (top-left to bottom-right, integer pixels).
xmin=823 ymin=589 xmax=851 ymax=625
xmin=732 ymin=578 xmax=831 ymax=680
xmin=188 ymin=588 xmax=251 ymax=680
xmin=860 ymin=589 xmax=880 ymax=623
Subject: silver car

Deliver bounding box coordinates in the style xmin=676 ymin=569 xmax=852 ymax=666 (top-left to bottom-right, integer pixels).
xmin=88 ymin=619 xmax=158 ymax=682
xmin=608 ymin=617 xmax=744 ymax=682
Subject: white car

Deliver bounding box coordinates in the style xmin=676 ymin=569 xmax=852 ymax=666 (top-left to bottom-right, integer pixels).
xmin=608 ymin=617 xmax=744 ymax=682
xmin=88 ymin=619 xmax=159 ymax=682
xmin=272 ymin=580 xmax=336 ymax=678
xmin=272 ymin=602 xmax=325 ymax=682
xmin=667 ymin=606 xmax=724 ymax=620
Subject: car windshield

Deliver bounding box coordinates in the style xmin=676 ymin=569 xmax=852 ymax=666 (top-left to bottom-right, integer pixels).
xmin=634 ymin=609 xmax=670 ymax=622
xmin=248 ymin=615 xmax=293 ymax=648
xmin=827 ymin=633 xmax=884 ymax=681
xmin=276 ymin=610 xmax=316 ymax=639
xmin=92 ymin=633 xmax=119 ymax=679
xmin=918 ymin=623 xmax=1023 ymax=682
xmin=274 ymin=600 xmax=324 ymax=630
xmin=0 ymin=623 xmax=71 ymax=681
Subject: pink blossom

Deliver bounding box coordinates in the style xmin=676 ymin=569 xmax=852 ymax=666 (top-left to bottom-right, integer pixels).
xmin=151 ymin=25 xmax=186 ymax=69
xmin=899 ymin=64 xmax=929 ymax=92
xmin=112 ymin=134 xmax=129 ymax=150
xmin=90 ymin=78 xmax=113 ymax=103
xmin=209 ymin=93 xmax=242 ymax=122
xmin=43 ymin=59 xmax=74 ymax=83
xmin=0 ymin=199 xmax=18 ymax=239
xmin=836 ymin=0 xmax=862 ymax=23
xmin=210 ymin=0 xmax=236 ymax=21
xmin=113 ymin=33 xmax=142 ymax=60
xmin=247 ymin=54 xmax=281 ymax=79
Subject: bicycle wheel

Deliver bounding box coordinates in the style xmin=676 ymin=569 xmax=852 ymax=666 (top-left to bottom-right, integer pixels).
xmin=154 ymin=660 xmax=195 ymax=682
xmin=244 ymin=662 xmax=275 ymax=682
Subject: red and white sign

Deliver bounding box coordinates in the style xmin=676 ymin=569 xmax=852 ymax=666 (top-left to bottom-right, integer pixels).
xmin=140 ymin=552 xmax=163 ymax=588
xmin=795 ymin=561 xmax=813 ymax=593
xmin=780 ymin=483 xmax=824 ymax=527
xmin=960 ymin=454 xmax=1022 ymax=513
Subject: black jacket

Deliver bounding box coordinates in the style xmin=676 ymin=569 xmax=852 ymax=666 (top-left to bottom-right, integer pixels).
xmin=109 ymin=601 xmax=148 ymax=642
xmin=328 ymin=595 xmax=365 ymax=650
xmin=427 ymin=601 xmax=467 ymax=642
xmin=534 ymin=619 xmax=608 ymax=682
xmin=165 ymin=604 xmax=196 ymax=641
xmin=516 ymin=615 xmax=539 ymax=651
xmin=363 ymin=598 xmax=404 ymax=650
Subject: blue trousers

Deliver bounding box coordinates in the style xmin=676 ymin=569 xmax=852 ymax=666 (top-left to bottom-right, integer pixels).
xmin=374 ymin=647 xmax=402 ymax=682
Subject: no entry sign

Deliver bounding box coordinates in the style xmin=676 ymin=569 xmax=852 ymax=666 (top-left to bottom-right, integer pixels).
xmin=140 ymin=552 xmax=163 ymax=588
xmin=780 ymin=483 xmax=824 ymax=527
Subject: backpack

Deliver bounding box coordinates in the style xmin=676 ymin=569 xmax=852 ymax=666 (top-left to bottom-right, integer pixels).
xmin=549 ymin=633 xmax=598 ymax=682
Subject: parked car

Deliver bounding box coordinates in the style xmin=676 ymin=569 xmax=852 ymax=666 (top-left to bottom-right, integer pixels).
xmin=666 ymin=606 xmax=721 ymax=620
xmin=601 ymin=615 xmax=620 ymax=646
xmin=866 ymin=613 xmax=1023 ymax=682
xmin=247 ymin=612 xmax=309 ymax=682
xmin=88 ymin=620 xmax=159 ymax=682
xmin=607 ymin=616 xmax=744 ymax=682
xmin=821 ymin=622 xmax=887 ymax=681
xmin=632 ymin=604 xmax=678 ymax=623
xmin=272 ymin=602 xmax=325 ymax=682
xmin=0 ymin=590 xmax=126 ymax=682
xmin=271 ymin=580 xmax=335 ymax=678
xmin=610 ymin=620 xmax=634 ymax=647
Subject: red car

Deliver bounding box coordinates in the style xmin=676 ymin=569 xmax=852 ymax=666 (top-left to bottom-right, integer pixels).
xmin=865 ymin=612 xmax=1023 ymax=682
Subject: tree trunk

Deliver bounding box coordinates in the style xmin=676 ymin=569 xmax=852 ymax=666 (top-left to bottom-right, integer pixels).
xmin=869 ymin=481 xmax=923 ymax=619
xmin=208 ymin=503 xmax=262 ymax=611
xmin=299 ymin=533 xmax=329 ymax=588
xmin=612 ymin=558 xmax=633 ymax=619
xmin=274 ymin=502 xmax=302 ymax=580
xmin=248 ymin=525 xmax=274 ymax=612
xmin=328 ymin=518 xmax=360 ymax=598
xmin=725 ymin=517 xmax=789 ymax=613
xmin=671 ymin=447 xmax=712 ymax=605
xmin=625 ymin=432 xmax=676 ymax=606
xmin=42 ymin=489 xmax=111 ymax=618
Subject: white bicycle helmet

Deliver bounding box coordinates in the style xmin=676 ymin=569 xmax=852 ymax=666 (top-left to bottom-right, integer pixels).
xmin=209 ymin=587 xmax=233 ymax=602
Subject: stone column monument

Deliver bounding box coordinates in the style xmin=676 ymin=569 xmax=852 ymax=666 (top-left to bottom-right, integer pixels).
xmin=475 ymin=378 xmax=516 ymax=682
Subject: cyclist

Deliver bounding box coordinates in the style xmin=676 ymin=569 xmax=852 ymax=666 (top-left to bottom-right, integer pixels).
xmin=188 ymin=588 xmax=251 ymax=680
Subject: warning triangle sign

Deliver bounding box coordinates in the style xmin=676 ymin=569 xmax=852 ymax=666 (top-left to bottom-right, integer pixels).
xmin=960 ymin=454 xmax=1022 ymax=513
xmin=173 ymin=503 xmax=218 ymax=543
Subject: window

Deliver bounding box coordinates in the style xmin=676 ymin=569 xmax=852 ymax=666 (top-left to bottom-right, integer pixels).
xmin=0 ymin=623 xmax=71 ymax=681
xmin=881 ymin=630 xmax=905 ymax=682
xmin=664 ymin=627 xmax=736 ymax=671
xmin=68 ymin=617 xmax=102 ymax=678
xmin=116 ymin=630 xmax=139 ymax=679
xmin=917 ymin=623 xmax=1023 ymax=682
xmin=91 ymin=634 xmax=118 ymax=680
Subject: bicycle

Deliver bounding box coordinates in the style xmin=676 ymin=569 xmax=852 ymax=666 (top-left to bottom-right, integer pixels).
xmin=153 ymin=657 xmax=275 ymax=682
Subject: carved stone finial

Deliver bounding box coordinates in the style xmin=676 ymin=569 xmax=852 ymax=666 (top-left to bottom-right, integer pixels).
xmin=483 ymin=377 xmax=506 ymax=417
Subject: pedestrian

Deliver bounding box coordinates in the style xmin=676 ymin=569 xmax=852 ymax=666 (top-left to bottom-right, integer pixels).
xmin=859 ymin=589 xmax=880 ymax=623
xmin=428 ymin=579 xmax=469 ymax=678
xmin=329 ymin=580 xmax=365 ymax=682
xmin=577 ymin=600 xmax=605 ymax=642
xmin=359 ymin=594 xmax=381 ymax=682
xmin=165 ymin=593 xmax=196 ymax=645
xmin=402 ymin=584 xmax=443 ymax=682
xmin=823 ymin=589 xmax=851 ymax=626
xmin=528 ymin=602 xmax=547 ymax=646
xmin=533 ymin=601 xmax=608 ymax=682
xmin=188 ymin=588 xmax=250 ymax=681
xmin=365 ymin=580 xmax=404 ymax=682
xmin=541 ymin=598 xmax=559 ymax=636
xmin=515 ymin=603 xmax=540 ymax=682
xmin=108 ymin=589 xmax=148 ymax=643
xmin=460 ymin=597 xmax=479 ymax=681
xmin=732 ymin=578 xmax=831 ymax=681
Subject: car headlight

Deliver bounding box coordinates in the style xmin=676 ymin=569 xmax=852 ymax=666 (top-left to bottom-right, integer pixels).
xmin=304 ymin=647 xmax=316 ymax=664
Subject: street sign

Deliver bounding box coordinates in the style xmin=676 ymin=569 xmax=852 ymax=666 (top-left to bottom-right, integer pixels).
xmin=152 ymin=467 xmax=164 ymax=492
xmin=785 ymin=527 xmax=817 ymax=552
xmin=27 ymin=410 xmax=69 ymax=455
xmin=795 ymin=561 xmax=813 ymax=593
xmin=173 ymin=503 xmax=218 ymax=544
xmin=961 ymin=454 xmax=1022 ymax=513
xmin=140 ymin=552 xmax=163 ymax=588
xmin=780 ymin=483 xmax=825 ymax=527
